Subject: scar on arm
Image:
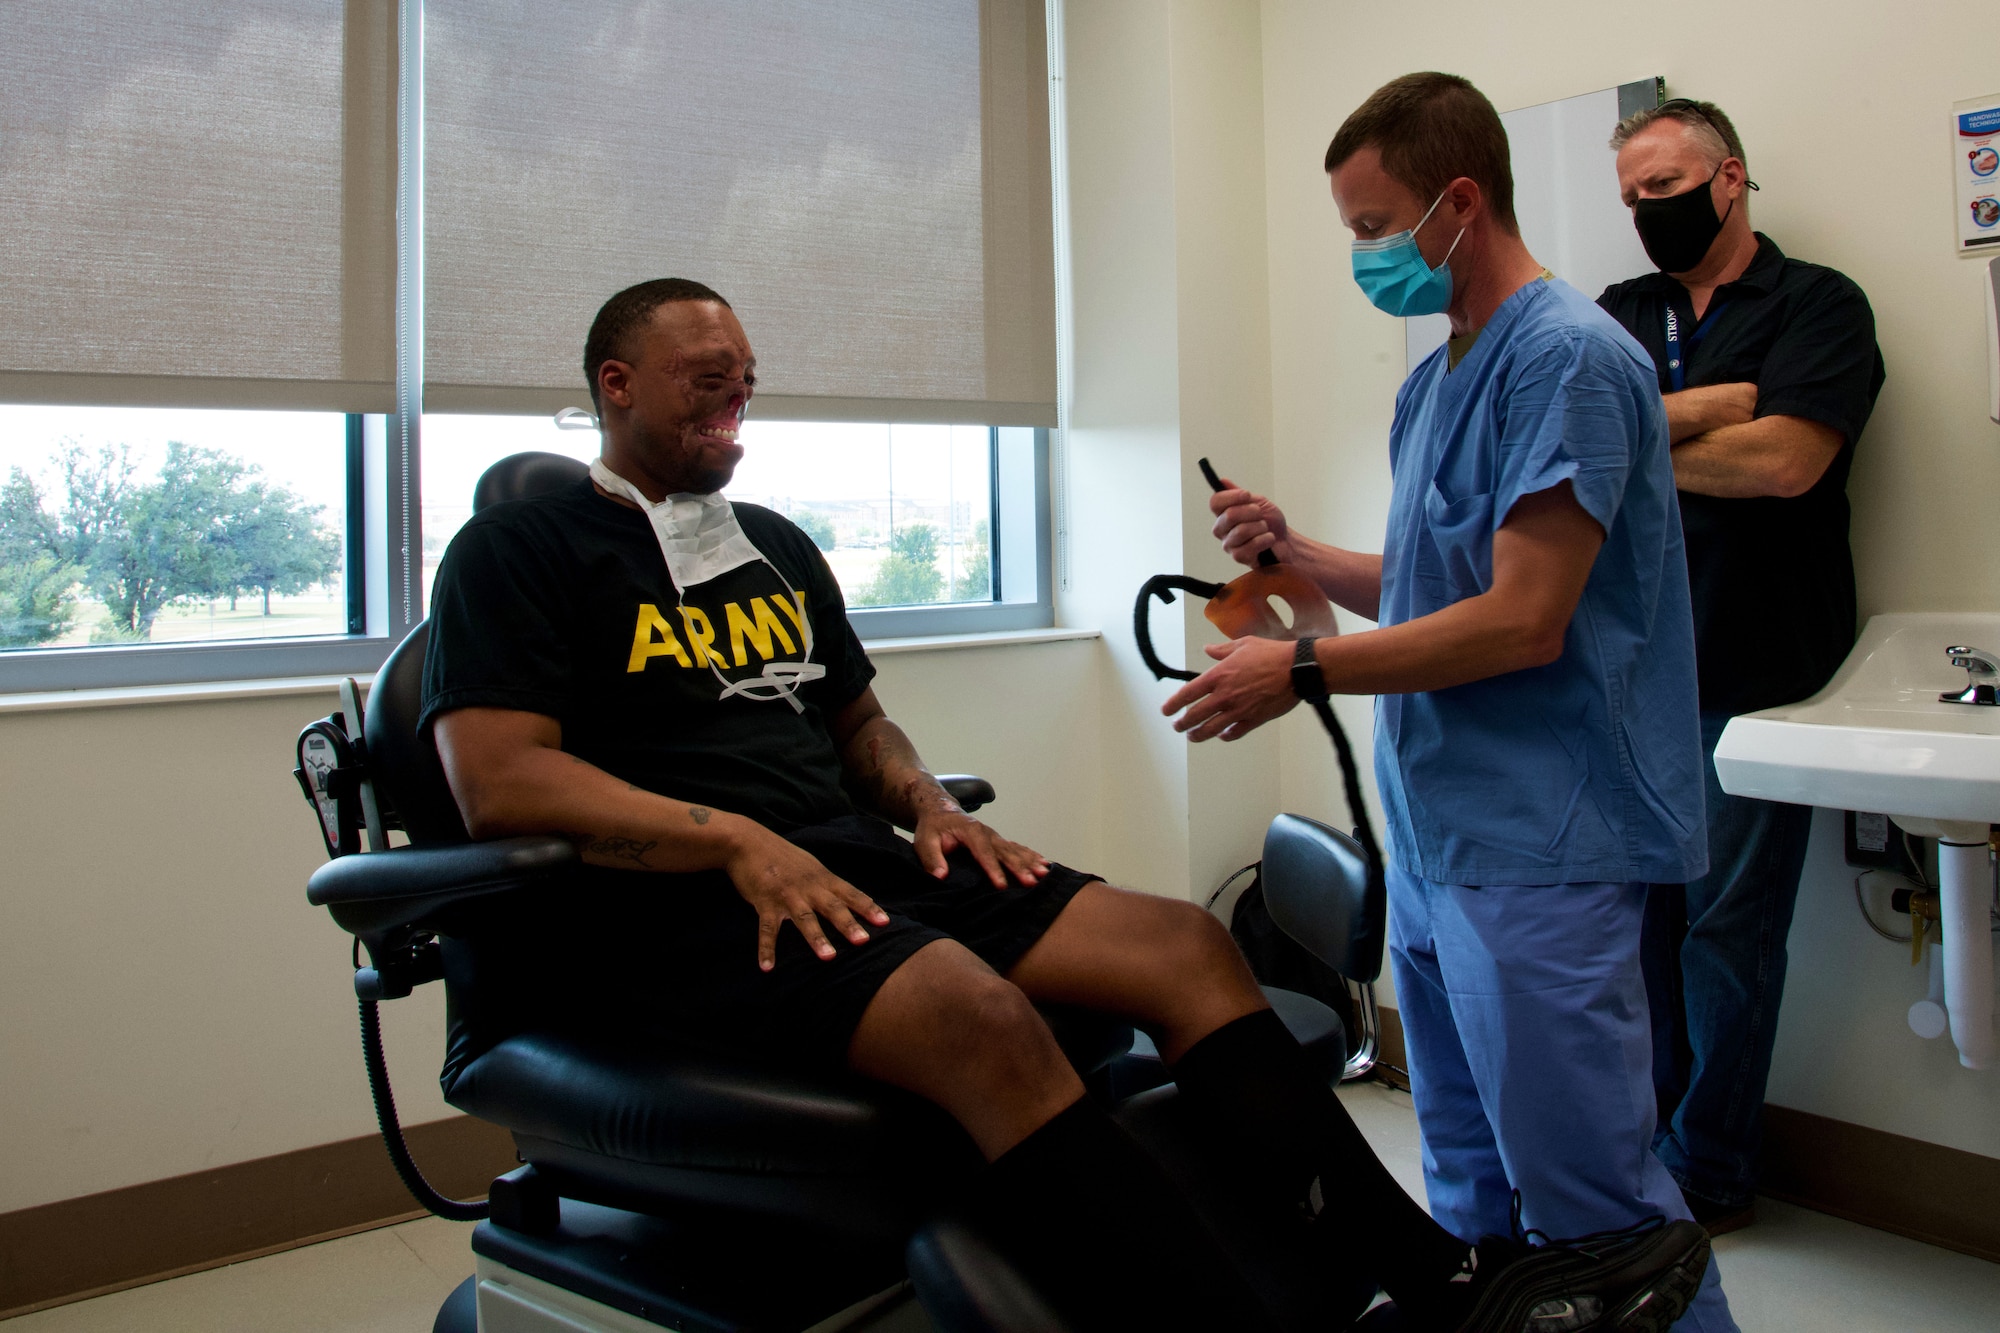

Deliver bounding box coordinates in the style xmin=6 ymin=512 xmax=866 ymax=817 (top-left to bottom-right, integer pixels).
xmin=905 ymin=775 xmax=961 ymax=814
xmin=584 ymin=835 xmax=657 ymax=866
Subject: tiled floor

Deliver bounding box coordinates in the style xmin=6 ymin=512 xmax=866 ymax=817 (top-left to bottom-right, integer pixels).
xmin=13 ymin=1084 xmax=2000 ymax=1331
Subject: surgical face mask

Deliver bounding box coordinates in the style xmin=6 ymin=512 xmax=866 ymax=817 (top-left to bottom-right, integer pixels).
xmin=1350 ymin=189 xmax=1465 ymax=317
xmin=1633 ymin=165 xmax=1731 ymax=274
xmin=589 ymin=458 xmax=826 ymax=711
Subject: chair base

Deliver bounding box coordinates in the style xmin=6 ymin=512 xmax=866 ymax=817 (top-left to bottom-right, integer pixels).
xmin=454 ymin=1261 xmax=927 ymax=1333
xmin=462 ymin=1198 xmax=929 ymax=1332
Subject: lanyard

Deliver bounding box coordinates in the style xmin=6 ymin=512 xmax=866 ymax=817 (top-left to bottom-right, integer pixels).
xmin=1663 ymin=300 xmax=1729 ymax=392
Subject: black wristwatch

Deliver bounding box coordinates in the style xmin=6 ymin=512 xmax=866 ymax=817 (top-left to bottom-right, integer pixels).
xmin=1290 ymin=636 xmax=1329 ymax=702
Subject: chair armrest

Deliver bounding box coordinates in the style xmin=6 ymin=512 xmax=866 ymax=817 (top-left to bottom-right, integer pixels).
xmin=307 ymin=836 xmax=578 ymax=941
xmin=935 ymin=774 xmax=995 ymax=813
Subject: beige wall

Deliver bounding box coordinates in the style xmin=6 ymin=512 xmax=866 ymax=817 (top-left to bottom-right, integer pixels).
xmin=0 ymin=640 xmax=1105 ymax=1215
xmin=1059 ymin=0 xmax=1288 ymax=907
xmin=13 ymin=0 xmax=1999 ymax=1220
xmin=1256 ymin=0 xmax=2000 ymax=1150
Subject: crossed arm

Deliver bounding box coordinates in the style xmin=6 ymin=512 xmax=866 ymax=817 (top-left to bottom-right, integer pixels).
xmin=1662 ymin=382 xmax=1842 ymax=498
xmin=433 ymin=687 xmax=1048 ymax=971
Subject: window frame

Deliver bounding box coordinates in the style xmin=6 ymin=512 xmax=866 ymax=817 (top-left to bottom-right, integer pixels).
xmin=0 ymin=0 xmax=1057 ymax=695
xmin=845 ymin=426 xmax=1053 ymax=641
xmin=0 ymin=411 xmax=404 ymax=693
xmin=0 ymin=418 xmax=1051 ymax=693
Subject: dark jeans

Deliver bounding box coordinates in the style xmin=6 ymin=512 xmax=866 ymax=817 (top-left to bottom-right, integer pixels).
xmin=1642 ymin=710 xmax=1814 ymax=1209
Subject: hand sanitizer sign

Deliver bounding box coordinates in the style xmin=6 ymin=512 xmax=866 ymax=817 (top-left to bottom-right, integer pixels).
xmin=1954 ymin=96 xmax=2000 ymax=255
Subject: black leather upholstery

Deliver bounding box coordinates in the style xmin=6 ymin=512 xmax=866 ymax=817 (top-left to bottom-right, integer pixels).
xmin=449 ymin=1033 xmax=980 ymax=1240
xmin=472 ymin=450 xmax=590 ymax=513
xmin=935 ymin=775 xmax=995 ymax=813
xmin=1261 ymin=812 xmax=1385 ymax=983
xmin=307 ymin=835 xmax=575 ymax=939
xmin=364 ymin=621 xmax=473 ymax=846
xmin=444 ymin=1010 xmax=1129 ymax=1244
xmin=451 ymin=1033 xmax=976 ymax=1179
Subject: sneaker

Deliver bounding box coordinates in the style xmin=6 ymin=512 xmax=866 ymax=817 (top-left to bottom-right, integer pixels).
xmin=1446 ymin=1216 xmax=1711 ymax=1333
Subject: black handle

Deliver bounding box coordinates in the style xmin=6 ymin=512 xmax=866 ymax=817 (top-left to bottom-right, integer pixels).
xmin=1132 ymin=574 xmax=1225 ymax=682
xmin=1196 ymin=456 xmax=1277 ymax=567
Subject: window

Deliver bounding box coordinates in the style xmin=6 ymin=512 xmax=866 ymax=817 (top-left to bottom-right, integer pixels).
xmin=421 ymin=417 xmax=1050 ymax=638
xmin=0 ymin=0 xmax=1056 ymax=691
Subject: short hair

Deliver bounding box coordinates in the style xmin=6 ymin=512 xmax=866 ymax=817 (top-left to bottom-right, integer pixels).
xmin=1609 ymin=99 xmax=1746 ymax=171
xmin=582 ymin=278 xmax=732 ymax=412
xmin=1324 ymin=72 xmax=1517 ymax=233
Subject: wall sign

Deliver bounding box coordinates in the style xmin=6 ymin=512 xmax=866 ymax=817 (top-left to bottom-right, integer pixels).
xmin=1953 ymin=95 xmax=2000 ymax=255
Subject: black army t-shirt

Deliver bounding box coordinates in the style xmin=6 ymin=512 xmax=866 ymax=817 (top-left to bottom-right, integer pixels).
xmin=1599 ymin=233 xmax=1885 ymax=716
xmin=420 ymin=478 xmax=876 ymax=834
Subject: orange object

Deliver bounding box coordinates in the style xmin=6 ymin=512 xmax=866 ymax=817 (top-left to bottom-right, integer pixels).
xmin=1203 ymin=563 xmax=1338 ymax=642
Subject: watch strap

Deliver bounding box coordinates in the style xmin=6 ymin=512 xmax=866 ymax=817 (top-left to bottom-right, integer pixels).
xmin=1291 ymin=635 xmax=1329 ymax=702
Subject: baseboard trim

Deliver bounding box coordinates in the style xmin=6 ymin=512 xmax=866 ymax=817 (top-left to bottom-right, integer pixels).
xmin=0 ymin=1115 xmax=516 ymax=1319
xmin=1759 ymin=1104 xmax=2000 ymax=1264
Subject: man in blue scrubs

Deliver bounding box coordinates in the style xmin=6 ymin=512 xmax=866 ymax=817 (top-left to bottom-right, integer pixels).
xmin=1165 ymin=72 xmax=1737 ymax=1331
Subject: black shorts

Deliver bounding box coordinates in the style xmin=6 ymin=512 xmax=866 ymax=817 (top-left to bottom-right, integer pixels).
xmin=530 ymin=814 xmax=1099 ymax=1069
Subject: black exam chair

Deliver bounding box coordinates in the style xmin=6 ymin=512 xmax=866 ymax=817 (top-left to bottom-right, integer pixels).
xmin=1107 ymin=812 xmax=1386 ymax=1099
xmin=296 ymin=452 xmax=1372 ymax=1333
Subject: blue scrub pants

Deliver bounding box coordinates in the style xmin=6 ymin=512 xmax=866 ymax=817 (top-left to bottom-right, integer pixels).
xmin=1642 ymin=710 xmax=1813 ymax=1210
xmin=1388 ymin=866 xmax=1737 ymax=1333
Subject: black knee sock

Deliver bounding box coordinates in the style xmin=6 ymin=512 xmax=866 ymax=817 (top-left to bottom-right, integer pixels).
xmin=966 ymin=1098 xmax=1276 ymax=1332
xmin=1170 ymin=1009 xmax=1470 ymax=1310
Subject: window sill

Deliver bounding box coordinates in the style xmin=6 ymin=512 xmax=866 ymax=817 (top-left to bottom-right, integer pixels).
xmin=0 ymin=674 xmax=368 ymax=716
xmin=0 ymin=628 xmax=1103 ymax=714
xmin=863 ymin=626 xmax=1100 ymax=656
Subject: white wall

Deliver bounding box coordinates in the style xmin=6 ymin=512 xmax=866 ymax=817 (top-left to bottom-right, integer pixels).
xmin=1257 ymin=0 xmax=2000 ymax=1153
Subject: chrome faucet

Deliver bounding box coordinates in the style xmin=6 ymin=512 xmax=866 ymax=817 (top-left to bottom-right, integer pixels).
xmin=1940 ymin=645 xmax=2000 ymax=706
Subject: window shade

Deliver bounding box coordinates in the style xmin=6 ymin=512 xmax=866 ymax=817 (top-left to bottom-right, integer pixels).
xmin=0 ymin=1 xmax=397 ymax=412
xmin=423 ymin=0 xmax=1056 ymax=425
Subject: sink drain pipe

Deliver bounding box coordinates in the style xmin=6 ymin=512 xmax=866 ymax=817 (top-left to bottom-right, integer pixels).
xmin=1937 ymin=830 xmax=1995 ymax=1069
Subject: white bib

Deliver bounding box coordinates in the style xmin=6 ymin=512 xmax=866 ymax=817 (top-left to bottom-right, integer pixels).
xmin=590 ymin=458 xmax=826 ymax=711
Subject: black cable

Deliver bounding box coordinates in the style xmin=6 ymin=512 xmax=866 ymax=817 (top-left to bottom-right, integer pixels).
xmin=1204 ymin=862 xmax=1261 ymax=912
xmin=359 ymin=997 xmax=489 ymax=1221
xmin=1309 ymin=699 xmax=1385 ymax=900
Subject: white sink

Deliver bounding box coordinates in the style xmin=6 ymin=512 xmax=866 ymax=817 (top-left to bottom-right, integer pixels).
xmin=1713 ymin=612 xmax=2000 ymax=826
xmin=1714 ymin=612 xmax=2000 ymax=1070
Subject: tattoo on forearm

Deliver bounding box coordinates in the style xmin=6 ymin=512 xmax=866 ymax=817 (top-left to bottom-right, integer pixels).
xmin=584 ymin=835 xmax=657 ymax=865
xmin=689 ymin=806 xmax=711 ymax=826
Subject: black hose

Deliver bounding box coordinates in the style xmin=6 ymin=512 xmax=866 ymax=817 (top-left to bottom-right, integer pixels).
xmin=1132 ymin=575 xmax=1226 ymax=683
xmin=359 ymin=997 xmax=490 ymax=1221
xmin=1308 ymin=699 xmax=1386 ymax=900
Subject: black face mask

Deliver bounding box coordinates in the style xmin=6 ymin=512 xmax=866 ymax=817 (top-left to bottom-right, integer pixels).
xmin=1633 ymin=166 xmax=1732 ymax=274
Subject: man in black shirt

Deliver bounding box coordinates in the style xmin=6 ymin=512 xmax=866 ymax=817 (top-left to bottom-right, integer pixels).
xmin=1599 ymin=100 xmax=1885 ymax=1235
xmin=420 ymin=278 xmax=1712 ymax=1332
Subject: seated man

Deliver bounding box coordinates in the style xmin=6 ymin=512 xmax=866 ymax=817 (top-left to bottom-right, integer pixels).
xmin=421 ymin=276 xmax=1707 ymax=1332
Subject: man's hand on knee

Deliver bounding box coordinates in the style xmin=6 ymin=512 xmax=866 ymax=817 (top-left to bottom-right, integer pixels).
xmin=723 ymin=827 xmax=891 ymax=971
xmin=912 ymin=805 xmax=1052 ymax=889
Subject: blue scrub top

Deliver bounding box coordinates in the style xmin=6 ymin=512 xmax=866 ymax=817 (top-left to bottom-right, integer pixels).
xmin=1374 ymin=278 xmax=1707 ymax=887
